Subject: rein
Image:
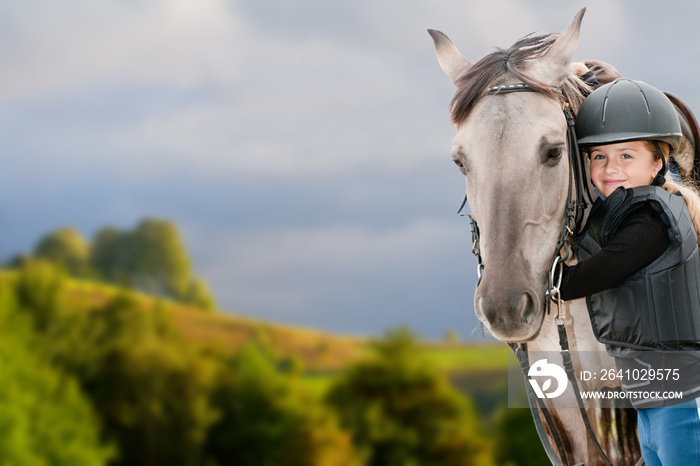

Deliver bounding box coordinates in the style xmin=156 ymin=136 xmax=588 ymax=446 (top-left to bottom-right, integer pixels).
xmin=460 ymin=82 xmax=622 ymax=466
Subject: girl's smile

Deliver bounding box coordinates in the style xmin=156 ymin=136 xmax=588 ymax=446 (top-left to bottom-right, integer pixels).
xmin=589 ymin=140 xmax=663 ymax=198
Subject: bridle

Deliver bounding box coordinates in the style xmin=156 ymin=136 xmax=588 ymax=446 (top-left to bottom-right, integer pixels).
xmin=459 ymin=81 xmax=590 ymax=298
xmin=458 ymin=82 xmax=634 ymax=466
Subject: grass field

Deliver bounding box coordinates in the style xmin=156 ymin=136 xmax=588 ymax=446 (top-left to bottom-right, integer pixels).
xmin=420 ymin=342 xmax=510 ymax=371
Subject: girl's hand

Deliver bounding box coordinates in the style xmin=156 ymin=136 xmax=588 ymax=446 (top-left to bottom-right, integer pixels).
xmin=571 ymin=62 xmax=590 ymax=76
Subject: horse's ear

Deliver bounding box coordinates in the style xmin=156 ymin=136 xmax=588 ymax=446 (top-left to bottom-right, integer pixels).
xmin=538 ymin=7 xmax=586 ymax=82
xmin=428 ymin=29 xmax=472 ymax=85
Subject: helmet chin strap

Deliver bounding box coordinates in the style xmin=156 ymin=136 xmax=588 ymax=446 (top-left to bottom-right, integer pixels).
xmin=651 ymin=141 xmax=667 ymax=187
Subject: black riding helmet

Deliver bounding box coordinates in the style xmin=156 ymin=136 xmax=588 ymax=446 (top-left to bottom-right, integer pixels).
xmin=576 ymin=78 xmax=682 ymax=186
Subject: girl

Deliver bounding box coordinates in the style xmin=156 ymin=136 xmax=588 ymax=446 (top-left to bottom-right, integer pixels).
xmin=559 ymin=78 xmax=700 ymax=465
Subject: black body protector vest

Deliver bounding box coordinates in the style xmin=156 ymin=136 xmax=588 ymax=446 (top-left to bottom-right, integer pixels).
xmin=574 ymin=185 xmax=700 ymax=352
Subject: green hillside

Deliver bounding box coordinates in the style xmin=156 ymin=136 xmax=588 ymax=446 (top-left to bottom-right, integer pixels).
xmin=0 ymin=262 xmax=548 ymax=466
xmin=3 ymin=267 xmax=508 ymax=373
xmin=2 ymin=264 xmax=512 ymax=415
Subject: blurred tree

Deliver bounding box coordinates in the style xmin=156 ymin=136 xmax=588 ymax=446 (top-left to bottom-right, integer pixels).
xmin=91 ymin=226 xmax=128 ymax=285
xmin=183 ymin=276 xmax=216 ymax=310
xmin=91 ymin=218 xmax=216 ymax=309
xmin=127 ymin=218 xmax=191 ymax=298
xmin=13 ymin=257 xmax=67 ymax=331
xmin=206 ymin=344 xmax=362 ymax=466
xmin=0 ymin=280 xmax=112 ymax=465
xmin=491 ymin=406 xmax=549 ymax=466
xmin=326 ymin=327 xmax=490 ymax=466
xmin=34 ymin=227 xmax=92 ymax=277
xmin=59 ymin=292 xmax=219 ymax=466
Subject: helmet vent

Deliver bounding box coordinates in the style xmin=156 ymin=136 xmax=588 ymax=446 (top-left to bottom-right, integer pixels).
xmin=601 ymin=96 xmax=608 ymax=126
xmin=639 ymin=88 xmax=652 ymax=114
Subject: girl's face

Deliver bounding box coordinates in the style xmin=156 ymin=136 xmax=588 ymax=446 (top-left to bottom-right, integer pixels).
xmin=588 ymin=140 xmax=663 ymax=198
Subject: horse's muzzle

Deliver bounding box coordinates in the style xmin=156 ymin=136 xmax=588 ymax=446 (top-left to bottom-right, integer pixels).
xmin=474 ymin=276 xmax=543 ymax=342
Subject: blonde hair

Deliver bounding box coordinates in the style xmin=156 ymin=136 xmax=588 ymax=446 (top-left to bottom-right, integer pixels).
xmin=645 ymin=141 xmax=700 ymax=248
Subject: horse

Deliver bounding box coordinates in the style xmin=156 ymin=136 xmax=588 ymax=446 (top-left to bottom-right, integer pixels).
xmin=428 ymin=8 xmax=651 ymax=465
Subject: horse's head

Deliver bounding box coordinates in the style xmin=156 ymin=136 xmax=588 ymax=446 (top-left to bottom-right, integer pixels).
xmin=430 ymin=9 xmax=589 ymax=342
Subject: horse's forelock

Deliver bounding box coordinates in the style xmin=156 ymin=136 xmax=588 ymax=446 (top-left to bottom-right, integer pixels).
xmin=449 ymin=32 xmax=591 ymax=125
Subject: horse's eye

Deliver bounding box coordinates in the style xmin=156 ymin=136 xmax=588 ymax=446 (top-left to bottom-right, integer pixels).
xmin=542 ymin=145 xmax=564 ymax=166
xmin=453 ymin=159 xmax=463 ymax=168
xmin=548 ymin=147 xmax=562 ymax=159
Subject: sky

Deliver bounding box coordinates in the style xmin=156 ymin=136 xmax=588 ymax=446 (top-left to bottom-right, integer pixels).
xmin=1 ymin=0 xmax=699 ymax=340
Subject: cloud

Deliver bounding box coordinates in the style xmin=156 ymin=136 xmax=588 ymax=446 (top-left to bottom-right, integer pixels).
xmin=0 ymin=0 xmax=461 ymax=181
xmin=0 ymin=0 xmax=249 ymax=100
xmin=0 ymin=0 xmax=656 ymax=184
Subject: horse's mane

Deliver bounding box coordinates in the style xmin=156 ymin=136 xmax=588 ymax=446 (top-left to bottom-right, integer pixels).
xmin=449 ymin=32 xmax=592 ymax=125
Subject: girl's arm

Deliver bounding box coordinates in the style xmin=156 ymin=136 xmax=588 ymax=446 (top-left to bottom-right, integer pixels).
xmin=560 ymin=203 xmax=670 ymax=300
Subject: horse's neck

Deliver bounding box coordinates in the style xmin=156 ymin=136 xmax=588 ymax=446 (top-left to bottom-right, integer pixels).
xmin=527 ymin=296 xmax=625 ymax=465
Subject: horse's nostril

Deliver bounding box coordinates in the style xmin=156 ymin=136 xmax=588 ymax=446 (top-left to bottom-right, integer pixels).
xmin=520 ymin=292 xmax=536 ymax=325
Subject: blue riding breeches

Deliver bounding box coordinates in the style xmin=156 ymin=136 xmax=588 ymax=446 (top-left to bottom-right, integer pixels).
xmin=637 ymin=397 xmax=700 ymax=465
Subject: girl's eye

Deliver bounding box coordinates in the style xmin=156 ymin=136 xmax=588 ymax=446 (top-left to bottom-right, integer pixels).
xmin=621 ymin=153 xmax=632 ymax=159
xmin=593 ymin=154 xmax=605 ymax=160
